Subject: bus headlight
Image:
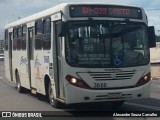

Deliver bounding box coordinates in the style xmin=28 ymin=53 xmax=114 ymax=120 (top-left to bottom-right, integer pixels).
xmin=71 ymin=78 xmax=77 ymax=84
xmin=65 ymin=75 xmax=91 ymax=89
xmin=135 ymin=72 xmax=151 ymax=87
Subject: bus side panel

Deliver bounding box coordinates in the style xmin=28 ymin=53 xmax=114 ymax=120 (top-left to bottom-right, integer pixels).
xmin=12 ymin=51 xmax=30 ymax=89
xmin=5 ymin=31 xmax=14 ymax=83
xmin=34 ymin=50 xmax=51 ymax=95
xmin=19 ymin=50 xmax=30 ymax=89
xmin=36 ymin=20 xmax=54 ymax=95
xmin=4 ymin=51 xmax=11 ymax=81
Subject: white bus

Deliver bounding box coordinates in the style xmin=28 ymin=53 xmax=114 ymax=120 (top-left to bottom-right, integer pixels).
xmin=4 ymin=3 xmax=156 ymax=108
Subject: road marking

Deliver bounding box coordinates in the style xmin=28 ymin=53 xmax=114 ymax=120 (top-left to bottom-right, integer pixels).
xmin=125 ymin=102 xmax=160 ymax=111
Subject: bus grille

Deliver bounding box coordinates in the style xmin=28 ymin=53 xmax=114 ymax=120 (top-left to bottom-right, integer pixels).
xmin=89 ymin=71 xmax=135 ymax=81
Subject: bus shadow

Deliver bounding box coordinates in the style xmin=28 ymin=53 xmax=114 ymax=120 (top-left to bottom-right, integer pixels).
xmin=62 ymin=98 xmax=160 ymax=116
xmin=63 ymin=102 xmax=125 ymax=111
xmin=126 ymin=97 xmax=160 ymax=110
xmin=13 ymin=86 xmax=49 ymax=101
xmin=61 ymin=102 xmax=127 ymax=117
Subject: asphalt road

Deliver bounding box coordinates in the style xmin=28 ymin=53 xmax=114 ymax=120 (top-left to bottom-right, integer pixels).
xmin=0 ymin=61 xmax=160 ymax=119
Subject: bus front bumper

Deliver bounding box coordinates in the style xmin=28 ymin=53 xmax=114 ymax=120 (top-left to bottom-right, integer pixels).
xmin=65 ymin=81 xmax=151 ymax=104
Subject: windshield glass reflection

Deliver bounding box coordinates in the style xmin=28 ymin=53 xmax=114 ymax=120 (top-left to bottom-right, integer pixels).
xmin=65 ymin=21 xmax=149 ymax=68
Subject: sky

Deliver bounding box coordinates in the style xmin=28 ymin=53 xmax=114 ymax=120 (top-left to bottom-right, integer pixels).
xmin=0 ymin=0 xmax=160 ymax=39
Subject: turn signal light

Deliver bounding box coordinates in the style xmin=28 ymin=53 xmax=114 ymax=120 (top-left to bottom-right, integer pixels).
xmin=65 ymin=75 xmax=91 ymax=89
xmin=135 ymin=72 xmax=151 ymax=87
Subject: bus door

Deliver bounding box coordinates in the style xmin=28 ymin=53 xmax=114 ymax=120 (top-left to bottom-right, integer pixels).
xmin=57 ymin=24 xmax=64 ymax=99
xmin=28 ymin=27 xmax=35 ymax=90
xmin=52 ymin=20 xmax=64 ymax=99
xmin=9 ymin=32 xmax=13 ymax=81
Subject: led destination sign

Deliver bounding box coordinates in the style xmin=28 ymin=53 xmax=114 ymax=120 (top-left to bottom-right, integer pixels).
xmin=70 ymin=5 xmax=142 ymax=19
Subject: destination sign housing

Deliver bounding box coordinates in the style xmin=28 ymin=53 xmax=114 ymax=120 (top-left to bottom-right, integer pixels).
xmin=69 ymin=5 xmax=142 ymax=19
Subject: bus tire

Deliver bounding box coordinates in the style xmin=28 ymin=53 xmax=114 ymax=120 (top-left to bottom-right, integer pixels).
xmin=48 ymin=82 xmax=62 ymax=108
xmin=16 ymin=72 xmax=25 ymax=93
xmin=111 ymin=100 xmax=125 ymax=106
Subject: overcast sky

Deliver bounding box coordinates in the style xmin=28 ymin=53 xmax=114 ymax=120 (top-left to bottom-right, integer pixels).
xmin=0 ymin=0 xmax=160 ymax=39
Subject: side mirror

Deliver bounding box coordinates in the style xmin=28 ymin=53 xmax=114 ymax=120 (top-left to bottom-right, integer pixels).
xmin=56 ymin=21 xmax=66 ymax=37
xmin=148 ymin=26 xmax=156 ymax=48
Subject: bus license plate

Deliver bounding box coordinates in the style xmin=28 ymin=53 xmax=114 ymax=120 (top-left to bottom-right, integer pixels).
xmin=108 ymin=93 xmax=121 ymax=98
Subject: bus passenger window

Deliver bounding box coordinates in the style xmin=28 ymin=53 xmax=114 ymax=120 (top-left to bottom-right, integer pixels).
xmin=43 ymin=18 xmax=51 ymax=50
xmin=5 ymin=30 xmax=8 ymax=51
xmin=35 ymin=20 xmax=43 ymax=50
xmin=13 ymin=28 xmax=18 ymax=50
xmin=17 ymin=26 xmax=22 ymax=50
xmin=22 ymin=25 xmax=27 ymax=50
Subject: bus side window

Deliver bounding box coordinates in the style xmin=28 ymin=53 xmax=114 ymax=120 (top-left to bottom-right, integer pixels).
xmin=5 ymin=30 xmax=8 ymax=51
xmin=17 ymin=26 xmax=22 ymax=50
xmin=22 ymin=25 xmax=27 ymax=50
xmin=13 ymin=28 xmax=18 ymax=50
xmin=43 ymin=17 xmax=51 ymax=50
xmin=35 ymin=20 xmax=43 ymax=50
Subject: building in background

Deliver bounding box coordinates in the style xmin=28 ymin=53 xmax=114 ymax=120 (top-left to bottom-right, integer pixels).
xmin=0 ymin=40 xmax=4 ymax=53
xmin=150 ymin=42 xmax=160 ymax=79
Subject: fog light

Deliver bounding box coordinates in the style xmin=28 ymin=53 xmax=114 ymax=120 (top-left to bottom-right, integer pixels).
xmin=137 ymin=94 xmax=142 ymax=97
xmin=84 ymin=97 xmax=90 ymax=100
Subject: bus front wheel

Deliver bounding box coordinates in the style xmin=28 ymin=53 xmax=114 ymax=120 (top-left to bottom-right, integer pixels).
xmin=48 ymin=82 xmax=62 ymax=108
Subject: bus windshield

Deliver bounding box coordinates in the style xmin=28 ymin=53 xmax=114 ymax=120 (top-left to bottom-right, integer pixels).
xmin=65 ymin=21 xmax=149 ymax=68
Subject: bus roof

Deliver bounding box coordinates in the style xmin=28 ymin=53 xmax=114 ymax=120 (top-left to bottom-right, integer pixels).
xmin=5 ymin=3 xmax=68 ymax=29
xmin=5 ymin=3 xmax=144 ymax=29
